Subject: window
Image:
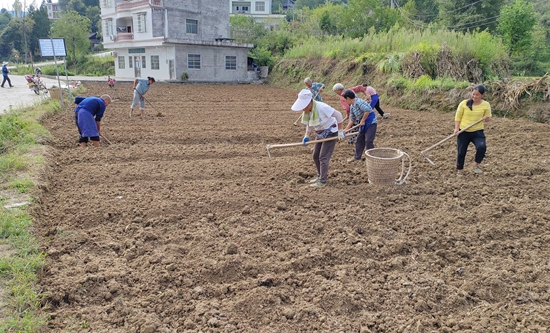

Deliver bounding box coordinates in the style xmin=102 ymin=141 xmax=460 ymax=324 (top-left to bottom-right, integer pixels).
xmin=129 ymin=56 xmax=133 ymax=68
xmin=188 ymin=54 xmax=200 ymax=69
xmin=255 ymin=1 xmax=265 ymax=11
xmin=136 ymin=13 xmax=146 ymax=33
xmin=151 ymin=55 xmax=160 ymax=70
xmin=102 ymin=0 xmax=112 ymax=7
xmin=105 ymin=19 xmax=113 ymax=36
xmin=225 ymin=56 xmax=236 ymax=70
xmin=141 ymin=56 xmax=146 ymax=69
xmin=118 ymin=56 xmax=125 ymax=69
xmin=186 ymin=19 xmax=197 ymax=34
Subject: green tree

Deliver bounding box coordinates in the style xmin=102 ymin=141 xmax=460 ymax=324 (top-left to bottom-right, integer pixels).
xmin=0 ymin=8 xmax=12 ymax=31
xmin=436 ymin=0 xmax=505 ymax=33
xmin=407 ymin=0 xmax=439 ymax=24
xmin=293 ymin=0 xmax=325 ymax=10
xmin=319 ymin=10 xmax=335 ymax=35
xmin=342 ymin=0 xmax=379 ymax=38
xmin=29 ymin=3 xmax=51 ymax=59
xmin=85 ymin=6 xmax=101 ymax=33
xmin=229 ymin=15 xmax=267 ymax=45
xmin=497 ymin=0 xmax=536 ymax=55
xmin=0 ymin=18 xmax=28 ymax=56
xmin=50 ymin=10 xmax=91 ymax=63
xmin=66 ymin=0 xmax=86 ymax=16
xmin=0 ymin=16 xmax=34 ymax=63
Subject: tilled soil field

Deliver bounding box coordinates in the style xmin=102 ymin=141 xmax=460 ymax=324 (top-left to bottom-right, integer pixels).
xmin=34 ymin=82 xmax=550 ymax=332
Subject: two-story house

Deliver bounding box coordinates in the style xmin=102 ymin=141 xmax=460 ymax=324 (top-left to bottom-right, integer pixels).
xmin=100 ymin=0 xmax=253 ymax=81
xmin=45 ymin=1 xmax=62 ymax=19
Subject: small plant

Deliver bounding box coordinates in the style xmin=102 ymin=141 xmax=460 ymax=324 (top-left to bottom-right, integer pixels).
xmin=181 ymin=72 xmax=189 ymax=81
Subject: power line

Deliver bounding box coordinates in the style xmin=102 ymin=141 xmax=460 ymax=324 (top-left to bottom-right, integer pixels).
xmin=393 ymin=0 xmax=500 ymax=31
xmin=405 ymin=0 xmax=484 ymax=19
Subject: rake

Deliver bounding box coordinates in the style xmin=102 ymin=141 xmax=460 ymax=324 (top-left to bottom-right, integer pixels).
xmin=420 ymin=118 xmax=484 ymax=165
xmin=267 ymin=125 xmax=360 ymax=159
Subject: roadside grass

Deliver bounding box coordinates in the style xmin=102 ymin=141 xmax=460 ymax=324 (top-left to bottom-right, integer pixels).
xmin=0 ymin=99 xmax=62 ymax=332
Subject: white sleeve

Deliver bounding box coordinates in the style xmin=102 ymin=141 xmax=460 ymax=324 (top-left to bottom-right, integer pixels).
xmin=331 ymin=108 xmax=343 ymax=123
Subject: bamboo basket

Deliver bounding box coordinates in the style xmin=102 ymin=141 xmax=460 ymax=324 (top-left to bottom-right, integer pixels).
xmin=365 ymin=148 xmax=411 ymax=185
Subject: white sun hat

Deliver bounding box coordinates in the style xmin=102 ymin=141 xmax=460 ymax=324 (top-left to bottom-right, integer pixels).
xmin=291 ymin=89 xmax=313 ymax=111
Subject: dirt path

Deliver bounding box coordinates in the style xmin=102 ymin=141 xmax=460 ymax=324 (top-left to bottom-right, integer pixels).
xmin=35 ymin=82 xmax=550 ymax=332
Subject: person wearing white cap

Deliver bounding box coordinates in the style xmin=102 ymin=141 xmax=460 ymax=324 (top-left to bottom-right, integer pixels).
xmin=2 ymin=61 xmax=13 ymax=88
xmin=292 ymin=88 xmax=345 ymax=187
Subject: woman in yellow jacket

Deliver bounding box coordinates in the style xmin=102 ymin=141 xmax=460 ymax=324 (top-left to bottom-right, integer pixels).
xmin=454 ymin=85 xmax=492 ymax=175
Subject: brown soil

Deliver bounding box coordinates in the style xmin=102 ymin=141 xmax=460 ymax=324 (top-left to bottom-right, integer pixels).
xmin=35 ymin=82 xmax=550 ymax=332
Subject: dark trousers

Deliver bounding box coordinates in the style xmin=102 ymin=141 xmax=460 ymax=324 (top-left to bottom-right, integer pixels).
xmin=355 ymin=123 xmax=377 ymax=160
xmin=313 ymin=132 xmax=338 ymax=183
xmin=370 ymin=94 xmax=384 ymax=117
xmin=456 ymin=130 xmax=486 ymax=170
xmin=1 ymin=75 xmax=12 ymax=87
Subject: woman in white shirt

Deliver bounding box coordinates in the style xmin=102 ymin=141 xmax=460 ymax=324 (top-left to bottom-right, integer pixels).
xmin=291 ymin=89 xmax=345 ymax=187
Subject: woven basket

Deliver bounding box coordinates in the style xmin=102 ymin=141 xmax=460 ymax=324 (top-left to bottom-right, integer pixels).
xmin=365 ymin=148 xmax=411 ymax=185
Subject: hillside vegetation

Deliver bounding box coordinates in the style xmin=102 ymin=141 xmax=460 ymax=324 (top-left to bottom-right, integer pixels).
xmin=232 ymin=0 xmax=549 ymax=122
xmin=267 ymin=27 xmax=549 ymax=122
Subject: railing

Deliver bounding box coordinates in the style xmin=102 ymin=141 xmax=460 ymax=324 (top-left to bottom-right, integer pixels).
xmin=116 ymin=32 xmax=134 ymax=41
xmin=116 ymin=0 xmax=162 ymax=10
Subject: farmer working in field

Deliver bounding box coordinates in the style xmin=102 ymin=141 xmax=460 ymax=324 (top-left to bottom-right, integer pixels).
xmin=342 ymin=89 xmax=378 ymax=163
xmin=292 ymin=89 xmax=345 ymax=187
xmin=304 ymin=77 xmax=325 ymax=102
xmin=362 ymin=83 xmax=389 ymax=119
xmin=130 ymin=76 xmax=155 ymax=117
xmin=454 ymin=85 xmax=491 ymax=176
xmin=332 ymin=83 xmax=389 ymax=119
xmin=74 ymin=95 xmax=112 ymax=147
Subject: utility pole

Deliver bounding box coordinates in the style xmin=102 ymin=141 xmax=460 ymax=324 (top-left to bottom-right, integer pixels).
xmin=23 ymin=0 xmax=29 ymax=64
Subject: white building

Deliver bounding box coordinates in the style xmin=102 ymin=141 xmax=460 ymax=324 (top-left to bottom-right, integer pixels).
xmin=100 ymin=0 xmax=253 ymax=82
xmin=229 ymin=0 xmax=285 ymax=29
xmin=45 ymin=1 xmax=61 ymax=19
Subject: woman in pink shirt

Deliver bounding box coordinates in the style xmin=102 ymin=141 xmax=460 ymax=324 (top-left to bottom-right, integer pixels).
xmin=363 ymin=84 xmax=389 ymax=119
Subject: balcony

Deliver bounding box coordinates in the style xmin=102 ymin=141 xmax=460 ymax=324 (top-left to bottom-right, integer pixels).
xmin=116 ymin=0 xmax=162 ymax=11
xmin=117 ymin=32 xmax=134 ymax=41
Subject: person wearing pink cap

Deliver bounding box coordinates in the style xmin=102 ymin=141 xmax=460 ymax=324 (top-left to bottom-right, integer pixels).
xmin=291 ymin=89 xmax=345 ymax=187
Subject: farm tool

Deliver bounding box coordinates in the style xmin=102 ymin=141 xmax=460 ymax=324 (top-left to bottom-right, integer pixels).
xmin=420 ymin=118 xmax=484 ymax=165
xmin=100 ymin=134 xmax=113 ymax=145
xmin=267 ymin=125 xmax=360 ymax=159
xmin=135 ymin=89 xmax=158 ymax=112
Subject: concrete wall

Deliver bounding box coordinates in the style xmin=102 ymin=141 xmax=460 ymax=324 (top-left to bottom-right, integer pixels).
xmin=114 ymin=44 xmax=249 ymax=82
xmin=152 ymin=9 xmax=164 ymax=38
xmin=165 ymin=0 xmax=229 ymax=40
xmin=175 ymin=44 xmax=249 ymax=82
xmin=115 ymin=46 xmax=173 ymax=80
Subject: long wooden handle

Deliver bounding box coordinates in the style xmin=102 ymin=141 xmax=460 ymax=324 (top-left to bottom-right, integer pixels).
xmin=267 ymin=130 xmax=359 ymax=149
xmin=421 ymin=118 xmax=484 ymax=154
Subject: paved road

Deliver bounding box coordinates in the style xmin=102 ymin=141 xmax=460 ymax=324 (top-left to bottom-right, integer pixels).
xmin=0 ymin=74 xmax=132 ymax=114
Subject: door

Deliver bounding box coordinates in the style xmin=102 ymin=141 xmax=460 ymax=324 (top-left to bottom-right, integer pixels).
xmin=134 ymin=56 xmax=141 ymax=77
xmin=169 ymin=60 xmax=174 ymax=80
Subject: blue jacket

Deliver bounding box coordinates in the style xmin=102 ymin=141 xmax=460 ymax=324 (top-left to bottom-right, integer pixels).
xmin=74 ymin=97 xmax=106 ymax=121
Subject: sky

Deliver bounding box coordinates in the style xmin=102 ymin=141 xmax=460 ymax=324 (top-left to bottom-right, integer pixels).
xmin=1 ymin=0 xmax=39 ymax=12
